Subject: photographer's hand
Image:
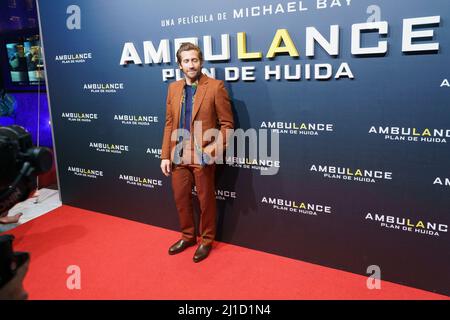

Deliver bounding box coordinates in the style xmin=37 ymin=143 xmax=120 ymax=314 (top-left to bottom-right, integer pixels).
xmin=0 ymin=213 xmax=23 ymax=225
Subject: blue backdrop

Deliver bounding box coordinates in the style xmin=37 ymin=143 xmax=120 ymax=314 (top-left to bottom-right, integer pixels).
xmin=38 ymin=0 xmax=450 ymax=295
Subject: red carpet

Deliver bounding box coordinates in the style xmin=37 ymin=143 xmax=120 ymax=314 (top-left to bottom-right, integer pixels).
xmin=2 ymin=205 xmax=448 ymax=300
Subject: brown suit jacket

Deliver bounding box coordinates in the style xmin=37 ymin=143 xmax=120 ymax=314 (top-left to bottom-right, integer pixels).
xmin=161 ymin=74 xmax=234 ymax=163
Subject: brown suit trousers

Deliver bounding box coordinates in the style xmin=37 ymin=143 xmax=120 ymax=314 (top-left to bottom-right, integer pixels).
xmin=172 ymin=164 xmax=216 ymax=244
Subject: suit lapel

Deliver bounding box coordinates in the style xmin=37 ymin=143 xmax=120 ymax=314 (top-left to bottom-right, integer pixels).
xmin=172 ymin=81 xmax=184 ymax=129
xmin=191 ymin=74 xmax=208 ymax=125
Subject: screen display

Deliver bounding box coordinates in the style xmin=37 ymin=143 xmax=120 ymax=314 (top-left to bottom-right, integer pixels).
xmin=24 ymin=39 xmax=45 ymax=84
xmin=6 ymin=42 xmax=28 ymax=85
xmin=5 ymin=35 xmax=45 ymax=86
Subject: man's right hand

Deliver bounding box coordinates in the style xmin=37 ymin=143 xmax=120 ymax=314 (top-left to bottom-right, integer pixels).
xmin=160 ymin=159 xmax=171 ymax=177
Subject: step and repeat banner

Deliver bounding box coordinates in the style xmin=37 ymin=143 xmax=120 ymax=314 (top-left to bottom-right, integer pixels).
xmin=38 ymin=0 xmax=449 ymax=295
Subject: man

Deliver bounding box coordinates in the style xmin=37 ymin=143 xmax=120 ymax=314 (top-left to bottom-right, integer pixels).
xmin=160 ymin=42 xmax=234 ymax=263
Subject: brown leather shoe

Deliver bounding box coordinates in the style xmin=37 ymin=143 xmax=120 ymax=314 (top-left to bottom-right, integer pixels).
xmin=168 ymin=239 xmax=196 ymax=255
xmin=193 ymin=244 xmax=212 ymax=263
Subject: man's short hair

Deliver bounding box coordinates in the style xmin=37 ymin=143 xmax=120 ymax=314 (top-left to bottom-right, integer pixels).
xmin=176 ymin=42 xmax=203 ymax=65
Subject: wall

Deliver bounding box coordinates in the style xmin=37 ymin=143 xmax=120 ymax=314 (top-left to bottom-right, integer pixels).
xmin=38 ymin=0 xmax=450 ymax=295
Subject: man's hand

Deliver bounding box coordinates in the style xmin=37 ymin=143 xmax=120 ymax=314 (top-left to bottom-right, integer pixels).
xmin=160 ymin=159 xmax=171 ymax=177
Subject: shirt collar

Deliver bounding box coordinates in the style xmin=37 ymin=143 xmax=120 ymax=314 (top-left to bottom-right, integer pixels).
xmin=183 ymin=74 xmax=202 ymax=88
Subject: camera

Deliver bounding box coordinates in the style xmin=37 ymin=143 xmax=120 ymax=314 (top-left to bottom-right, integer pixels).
xmin=0 ymin=125 xmax=52 ymax=215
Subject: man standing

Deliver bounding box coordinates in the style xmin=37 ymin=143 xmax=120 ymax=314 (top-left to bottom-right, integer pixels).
xmin=160 ymin=43 xmax=234 ymax=263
